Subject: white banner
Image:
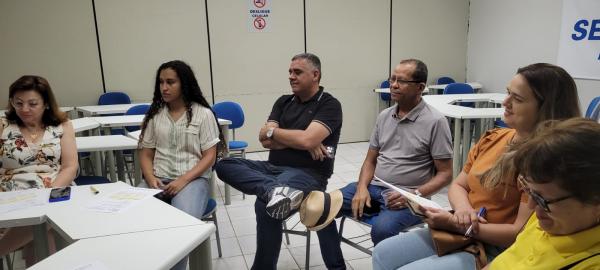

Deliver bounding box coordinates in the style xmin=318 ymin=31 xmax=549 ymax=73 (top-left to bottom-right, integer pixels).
xmin=557 ymin=0 xmax=600 ymax=80
xmin=248 ymin=0 xmax=272 ymax=33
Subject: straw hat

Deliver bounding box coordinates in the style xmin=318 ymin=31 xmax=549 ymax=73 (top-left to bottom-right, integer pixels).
xmin=299 ymin=190 xmax=343 ymax=231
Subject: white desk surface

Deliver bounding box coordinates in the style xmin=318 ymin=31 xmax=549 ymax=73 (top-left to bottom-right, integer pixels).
xmin=90 ymin=114 xmax=145 ymax=127
xmin=75 ymin=135 xmax=139 ymax=152
xmin=427 ymin=82 xmax=483 ymax=90
xmin=422 ymin=93 xmax=507 ymax=119
xmin=0 ymin=189 xmax=51 ymax=228
xmin=29 ymin=224 xmax=215 ymax=270
xmin=71 ymin=117 xmax=101 ymax=133
xmin=1 ymin=107 xmax=74 ymax=115
xmin=76 ymin=103 xmax=150 ymax=116
xmin=46 ymin=183 xmax=204 ymax=242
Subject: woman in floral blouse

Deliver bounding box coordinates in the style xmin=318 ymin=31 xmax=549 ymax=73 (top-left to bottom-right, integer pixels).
xmin=0 ymin=75 xmax=78 ymax=265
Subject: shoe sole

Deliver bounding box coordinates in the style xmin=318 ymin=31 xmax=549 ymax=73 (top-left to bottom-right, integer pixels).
xmin=266 ymin=197 xmax=291 ymax=220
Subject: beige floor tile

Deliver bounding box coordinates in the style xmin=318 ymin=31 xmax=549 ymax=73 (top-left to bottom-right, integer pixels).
xmin=212 ymin=255 xmax=249 ymax=270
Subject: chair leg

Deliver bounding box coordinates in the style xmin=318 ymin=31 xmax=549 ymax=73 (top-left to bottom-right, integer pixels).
xmin=4 ymin=254 xmax=12 ymax=270
xmin=283 ymin=221 xmax=291 ymax=245
xmin=305 ymin=230 xmax=310 ymax=270
xmin=212 ymin=212 xmax=222 ymax=258
xmin=338 ymin=216 xmax=346 ymax=240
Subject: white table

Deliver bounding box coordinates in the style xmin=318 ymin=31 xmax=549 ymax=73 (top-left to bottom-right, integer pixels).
xmin=75 ymin=103 xmax=150 ymax=116
xmin=76 ymin=135 xmax=140 ymax=183
xmin=29 ymin=224 xmax=214 ymax=270
xmin=423 ymin=93 xmax=507 ymax=177
xmin=71 ymin=117 xmax=101 ymax=133
xmin=0 ymin=183 xmax=214 ymax=270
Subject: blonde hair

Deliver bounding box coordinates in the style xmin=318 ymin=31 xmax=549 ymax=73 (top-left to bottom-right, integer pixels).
xmin=479 ymin=63 xmax=580 ymax=191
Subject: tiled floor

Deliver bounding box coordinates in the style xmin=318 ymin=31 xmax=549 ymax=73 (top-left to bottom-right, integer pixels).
xmin=209 ymin=142 xmax=451 ymax=270
xmin=5 ymin=142 xmax=450 ymax=270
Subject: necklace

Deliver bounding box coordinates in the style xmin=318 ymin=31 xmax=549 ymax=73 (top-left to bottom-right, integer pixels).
xmin=25 ymin=126 xmax=43 ymax=142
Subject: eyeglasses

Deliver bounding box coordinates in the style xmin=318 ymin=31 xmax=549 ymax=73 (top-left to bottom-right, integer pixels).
xmin=518 ymin=176 xmax=572 ymax=212
xmin=11 ymin=99 xmax=43 ymax=110
xmin=388 ymin=77 xmax=422 ymax=86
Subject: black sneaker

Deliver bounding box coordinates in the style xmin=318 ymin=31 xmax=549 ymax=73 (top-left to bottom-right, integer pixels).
xmin=266 ymin=187 xmax=304 ymax=220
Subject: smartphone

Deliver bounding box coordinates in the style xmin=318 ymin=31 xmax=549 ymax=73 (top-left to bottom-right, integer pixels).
xmin=153 ymin=191 xmax=173 ymax=204
xmin=362 ymin=201 xmax=381 ymax=217
xmin=49 ymin=187 xmax=71 ymax=203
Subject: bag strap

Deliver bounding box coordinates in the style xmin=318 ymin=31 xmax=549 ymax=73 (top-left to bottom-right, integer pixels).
xmin=559 ymin=253 xmax=600 ymax=270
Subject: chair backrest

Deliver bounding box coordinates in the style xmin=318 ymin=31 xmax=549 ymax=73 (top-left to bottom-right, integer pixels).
xmin=379 ymin=80 xmax=391 ymax=101
xmin=443 ymin=83 xmax=474 ymax=107
xmin=437 ymin=76 xmax=455 ymax=85
xmin=213 ymin=101 xmax=245 ymax=129
xmin=585 ymin=96 xmax=600 ymax=119
xmin=125 ymin=104 xmax=151 ymax=132
xmin=98 ymin=92 xmax=131 ymax=105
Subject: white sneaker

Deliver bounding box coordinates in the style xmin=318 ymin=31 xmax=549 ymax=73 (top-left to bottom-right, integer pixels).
xmin=266 ymin=187 xmax=304 ymax=220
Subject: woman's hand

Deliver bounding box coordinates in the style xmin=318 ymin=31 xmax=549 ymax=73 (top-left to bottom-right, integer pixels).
xmin=420 ymin=206 xmax=457 ymax=232
xmin=163 ymin=178 xmax=188 ymax=196
xmin=145 ymin=176 xmax=164 ymax=190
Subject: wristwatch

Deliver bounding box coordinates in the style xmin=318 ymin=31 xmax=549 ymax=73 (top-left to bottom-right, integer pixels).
xmin=266 ymin=127 xmax=275 ymax=139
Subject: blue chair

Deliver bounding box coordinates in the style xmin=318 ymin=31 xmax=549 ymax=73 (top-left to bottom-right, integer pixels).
xmin=437 ymin=76 xmax=455 ymax=85
xmin=98 ymin=92 xmax=132 ymax=135
xmin=585 ymin=96 xmax=600 ymax=121
xmin=443 ymin=83 xmax=475 ymax=107
xmin=201 ymin=198 xmax=222 ymax=258
xmin=379 ymin=80 xmax=391 ymax=102
xmin=494 ymin=119 xmax=508 ymax=128
xmin=124 ymin=104 xmax=150 ymax=132
xmin=212 ymin=101 xmax=248 ymax=158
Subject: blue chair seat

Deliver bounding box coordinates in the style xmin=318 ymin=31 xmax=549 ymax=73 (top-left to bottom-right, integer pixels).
xmin=494 ymin=119 xmax=508 ymax=128
xmin=203 ymin=198 xmax=217 ymax=217
xmin=229 ymin=140 xmax=248 ymax=150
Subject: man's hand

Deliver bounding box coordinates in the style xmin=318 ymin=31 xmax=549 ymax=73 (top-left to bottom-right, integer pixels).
xmin=259 ymin=125 xmax=270 ymax=141
xmin=351 ymin=186 xmax=371 ymax=219
xmin=308 ymin=144 xmax=328 ymax=161
xmin=384 ymin=191 xmax=408 ymax=210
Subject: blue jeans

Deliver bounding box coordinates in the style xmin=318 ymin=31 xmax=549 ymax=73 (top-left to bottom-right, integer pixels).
xmin=215 ymin=158 xmax=346 ymax=270
xmin=372 ymin=227 xmax=503 ymax=270
xmin=339 ymin=182 xmax=423 ymax=244
xmin=139 ymin=176 xmax=209 ymax=270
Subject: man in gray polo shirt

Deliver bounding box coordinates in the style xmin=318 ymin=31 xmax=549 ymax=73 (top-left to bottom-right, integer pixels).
xmin=337 ymin=59 xmax=453 ymax=245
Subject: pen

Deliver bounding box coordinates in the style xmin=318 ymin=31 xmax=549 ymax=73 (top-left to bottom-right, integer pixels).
xmin=464 ymin=207 xmax=486 ymax=237
xmin=90 ymin=186 xmax=100 ymax=195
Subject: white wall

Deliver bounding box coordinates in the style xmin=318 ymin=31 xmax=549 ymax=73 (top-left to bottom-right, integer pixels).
xmin=467 ymin=0 xmax=600 ymax=114
xmin=0 ymin=0 xmax=103 ymax=106
xmin=0 ymin=0 xmax=471 ymax=151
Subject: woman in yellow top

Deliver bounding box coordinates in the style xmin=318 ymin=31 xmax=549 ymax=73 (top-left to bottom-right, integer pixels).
xmin=486 ymin=118 xmax=600 ymax=270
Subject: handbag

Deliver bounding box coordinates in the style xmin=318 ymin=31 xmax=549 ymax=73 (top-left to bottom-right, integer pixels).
xmin=429 ymin=228 xmax=488 ymax=270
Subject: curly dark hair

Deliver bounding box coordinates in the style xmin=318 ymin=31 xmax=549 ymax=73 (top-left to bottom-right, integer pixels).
xmin=5 ymin=75 xmax=68 ymax=127
xmin=139 ymin=60 xmax=222 ymax=147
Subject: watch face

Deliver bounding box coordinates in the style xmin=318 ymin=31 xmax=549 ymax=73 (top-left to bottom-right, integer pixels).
xmin=267 ymin=128 xmax=274 ymax=138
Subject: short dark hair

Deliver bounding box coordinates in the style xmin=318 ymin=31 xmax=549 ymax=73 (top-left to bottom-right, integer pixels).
xmin=6 ymin=75 xmax=67 ymax=126
xmin=291 ymin=53 xmax=322 ymax=81
xmin=400 ymin=59 xmax=428 ymax=83
xmin=514 ymin=118 xmax=600 ymax=205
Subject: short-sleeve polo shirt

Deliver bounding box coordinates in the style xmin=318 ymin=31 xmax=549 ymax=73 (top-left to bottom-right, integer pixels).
xmin=267 ymin=87 xmax=343 ymax=181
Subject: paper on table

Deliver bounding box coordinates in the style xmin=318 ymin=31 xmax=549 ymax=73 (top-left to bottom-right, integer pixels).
xmin=86 ymin=187 xmax=160 ymax=213
xmin=0 ymin=189 xmax=47 ymax=214
xmin=70 ymin=260 xmax=110 ymax=270
xmin=373 ymin=175 xmax=443 ymax=215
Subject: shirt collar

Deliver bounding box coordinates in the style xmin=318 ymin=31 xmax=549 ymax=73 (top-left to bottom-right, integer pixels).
xmin=535 ymin=216 xmax=600 ymax=256
xmin=391 ymin=99 xmax=425 ymax=122
xmin=292 ymin=86 xmax=324 ymax=104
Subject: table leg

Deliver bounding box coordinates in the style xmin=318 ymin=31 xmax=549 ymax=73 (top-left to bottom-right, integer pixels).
xmin=115 ymin=151 xmax=125 ymax=182
xmin=134 ymin=150 xmax=142 ymax=187
xmin=189 ymin=238 xmax=212 ymax=270
xmin=107 ymin=150 xmax=117 ymax=182
xmin=220 ymin=125 xmax=231 ymax=205
xmin=452 ymin=118 xmax=462 ymax=178
xmin=32 ymin=224 xmax=49 ymax=262
xmin=462 ymin=119 xmax=471 ymax=167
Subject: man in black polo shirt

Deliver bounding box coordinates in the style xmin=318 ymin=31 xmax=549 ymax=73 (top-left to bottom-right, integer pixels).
xmin=215 ymin=53 xmax=345 ymax=270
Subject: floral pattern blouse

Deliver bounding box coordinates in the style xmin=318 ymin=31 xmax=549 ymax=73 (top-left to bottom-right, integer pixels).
xmin=0 ymin=117 xmax=63 ymax=191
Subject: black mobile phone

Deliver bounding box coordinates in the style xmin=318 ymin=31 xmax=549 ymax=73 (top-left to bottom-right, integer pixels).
xmin=362 ymin=201 xmax=382 ymax=217
xmin=153 ymin=191 xmax=173 ymax=204
xmin=49 ymin=187 xmax=71 ymax=203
